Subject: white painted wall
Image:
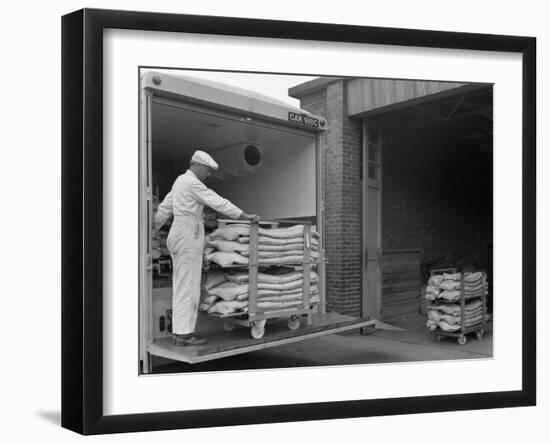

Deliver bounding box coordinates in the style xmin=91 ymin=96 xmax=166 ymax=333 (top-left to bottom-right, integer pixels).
xmin=154 ymin=130 xmax=317 ymax=220
xmin=208 ymin=133 xmax=316 ymax=219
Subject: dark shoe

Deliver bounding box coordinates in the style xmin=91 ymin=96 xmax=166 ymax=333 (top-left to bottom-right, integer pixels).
xmin=172 ymin=334 xmax=207 ymax=346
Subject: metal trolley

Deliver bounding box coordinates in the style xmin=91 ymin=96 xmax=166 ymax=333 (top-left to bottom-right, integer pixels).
xmin=209 ymin=219 xmax=320 ymax=339
xmin=429 ymin=272 xmax=487 ymax=345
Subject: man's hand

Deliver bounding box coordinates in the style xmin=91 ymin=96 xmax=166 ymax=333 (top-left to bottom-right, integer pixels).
xmin=242 ymin=212 xmax=260 ymax=223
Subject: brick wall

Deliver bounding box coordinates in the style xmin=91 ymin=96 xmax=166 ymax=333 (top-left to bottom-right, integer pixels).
xmin=382 ymin=131 xmax=493 ymax=272
xmin=300 ymin=81 xmax=363 ymax=316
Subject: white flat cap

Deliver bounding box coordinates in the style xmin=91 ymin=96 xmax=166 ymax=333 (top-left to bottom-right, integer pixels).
xmin=191 ymin=150 xmax=219 ymax=170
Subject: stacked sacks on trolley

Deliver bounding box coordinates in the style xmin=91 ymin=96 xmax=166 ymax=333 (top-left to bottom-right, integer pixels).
xmin=463 ymin=271 xmax=488 ymax=297
xmin=199 ymin=269 xmax=321 ymax=315
xmin=425 ymin=271 xmax=488 ymax=302
xmin=203 ymin=223 xmax=320 ymax=267
xmin=426 ymin=299 xmax=486 ymax=332
xmin=424 ymin=272 xmax=462 ymax=302
xmin=199 ymin=223 xmax=321 ymax=315
xmin=425 ymin=271 xmax=489 ymax=332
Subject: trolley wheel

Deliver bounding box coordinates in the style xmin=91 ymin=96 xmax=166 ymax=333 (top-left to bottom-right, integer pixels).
xmin=223 ymin=320 xmax=236 ymax=332
xmin=250 ymin=320 xmax=266 ymax=339
xmin=458 ymin=335 xmax=467 ymax=345
xmin=288 ymin=315 xmax=301 ymax=331
xmin=476 ymin=328 xmax=485 ymax=340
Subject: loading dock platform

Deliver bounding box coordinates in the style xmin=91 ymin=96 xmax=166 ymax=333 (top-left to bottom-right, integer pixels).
xmin=147 ymin=313 xmax=374 ymax=365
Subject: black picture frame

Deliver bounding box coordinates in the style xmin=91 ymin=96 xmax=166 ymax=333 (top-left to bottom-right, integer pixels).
xmin=61 ymin=8 xmax=536 ymax=435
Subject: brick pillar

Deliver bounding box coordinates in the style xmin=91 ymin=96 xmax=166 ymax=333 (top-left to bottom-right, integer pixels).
xmin=299 ymin=81 xmax=363 ymax=316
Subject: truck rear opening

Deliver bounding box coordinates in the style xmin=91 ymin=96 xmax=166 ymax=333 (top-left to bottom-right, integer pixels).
xmin=140 ymin=70 xmax=371 ymax=372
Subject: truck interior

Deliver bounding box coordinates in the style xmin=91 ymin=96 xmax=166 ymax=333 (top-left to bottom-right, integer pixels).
xmin=151 ymin=99 xmax=318 ymax=224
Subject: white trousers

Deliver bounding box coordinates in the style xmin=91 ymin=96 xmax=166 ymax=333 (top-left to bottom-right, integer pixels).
xmin=167 ymin=217 xmax=204 ymax=335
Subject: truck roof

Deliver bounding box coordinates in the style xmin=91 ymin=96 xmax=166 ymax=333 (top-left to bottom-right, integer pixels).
xmin=141 ymin=70 xmax=326 ymax=131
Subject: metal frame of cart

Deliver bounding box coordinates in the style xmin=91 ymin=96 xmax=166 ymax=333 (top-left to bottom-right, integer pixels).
xmin=210 ymin=219 xmax=320 ymax=339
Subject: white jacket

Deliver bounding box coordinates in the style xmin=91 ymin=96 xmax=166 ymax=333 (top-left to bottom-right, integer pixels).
xmin=154 ymin=169 xmax=243 ymax=228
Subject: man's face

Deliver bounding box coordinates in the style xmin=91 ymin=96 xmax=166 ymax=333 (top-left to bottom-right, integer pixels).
xmin=197 ymin=164 xmax=212 ymax=181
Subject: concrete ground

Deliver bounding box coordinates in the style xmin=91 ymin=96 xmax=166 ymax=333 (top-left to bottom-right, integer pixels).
xmin=152 ymin=313 xmax=493 ymax=374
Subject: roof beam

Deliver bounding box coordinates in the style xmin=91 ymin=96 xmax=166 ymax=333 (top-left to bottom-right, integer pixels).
xmin=452 ymin=105 xmax=493 ymax=120
xmin=447 ymin=92 xmax=468 ymax=119
xmin=412 ymin=105 xmax=490 ymax=137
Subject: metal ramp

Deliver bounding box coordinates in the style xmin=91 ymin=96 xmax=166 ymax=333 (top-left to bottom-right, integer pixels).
xmin=147 ymin=312 xmax=375 ymax=364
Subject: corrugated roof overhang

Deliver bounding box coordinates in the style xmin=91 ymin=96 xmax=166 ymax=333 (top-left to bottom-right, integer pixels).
xmin=289 ymin=76 xmax=480 ymax=118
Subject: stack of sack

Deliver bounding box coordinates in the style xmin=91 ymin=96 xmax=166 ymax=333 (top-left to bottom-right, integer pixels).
xmin=199 ymin=268 xmax=320 ymax=315
xmin=151 ymin=196 xmax=171 ymax=262
xmin=152 ymin=230 xmax=170 ymax=260
xmin=203 ymin=223 xmax=320 ymax=267
xmin=463 ymin=271 xmax=488 ymax=297
xmin=425 ymin=271 xmax=488 ymax=332
xmin=425 ymin=271 xmax=488 ymax=302
xmin=427 ymin=299 xmax=486 ymax=332
xmin=424 ymin=272 xmax=462 ymax=302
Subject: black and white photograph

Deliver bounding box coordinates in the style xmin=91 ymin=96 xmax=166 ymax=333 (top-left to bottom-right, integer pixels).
xmin=139 ymin=68 xmax=494 ymax=374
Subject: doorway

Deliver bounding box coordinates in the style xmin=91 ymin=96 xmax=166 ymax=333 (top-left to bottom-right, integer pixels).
xmin=361 ymin=84 xmax=493 ymax=323
xmin=362 ymin=121 xmax=382 ymax=319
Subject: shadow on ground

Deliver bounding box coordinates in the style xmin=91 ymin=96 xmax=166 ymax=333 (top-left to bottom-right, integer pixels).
xmin=36 ymin=410 xmax=60 ymax=426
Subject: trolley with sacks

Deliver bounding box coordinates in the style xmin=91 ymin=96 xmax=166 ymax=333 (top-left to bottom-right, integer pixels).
xmin=200 ymin=219 xmax=322 ymax=339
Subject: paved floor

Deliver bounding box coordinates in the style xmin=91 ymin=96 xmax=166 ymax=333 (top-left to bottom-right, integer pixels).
xmin=152 ymin=313 xmax=493 ymax=374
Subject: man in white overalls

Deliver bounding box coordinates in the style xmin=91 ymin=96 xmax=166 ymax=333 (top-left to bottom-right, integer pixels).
xmin=154 ymin=150 xmax=259 ymax=345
